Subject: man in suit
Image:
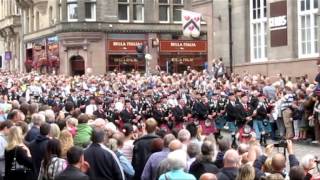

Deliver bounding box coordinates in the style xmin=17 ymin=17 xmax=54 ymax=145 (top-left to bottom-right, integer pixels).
xmin=84 ymin=129 xmax=125 ymax=180
xmin=55 ymin=146 xmax=89 ymax=180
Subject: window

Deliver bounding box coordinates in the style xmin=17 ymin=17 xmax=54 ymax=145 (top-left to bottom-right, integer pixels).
xmin=133 ymin=0 xmax=144 ymax=22
xmin=35 ymin=11 xmax=40 ymax=30
xmin=67 ymin=0 xmax=78 ymax=22
xmin=49 ymin=6 xmax=53 ymax=24
xmin=250 ymin=0 xmax=267 ymax=62
xmin=298 ymin=0 xmax=319 ymax=57
xmin=173 ymin=0 xmax=183 ymax=22
xmin=59 ymin=0 xmax=62 ymax=21
xmin=85 ymin=0 xmax=96 ymax=21
xmin=159 ymin=0 xmax=169 ymax=22
xmin=118 ymin=0 xmax=129 ymax=22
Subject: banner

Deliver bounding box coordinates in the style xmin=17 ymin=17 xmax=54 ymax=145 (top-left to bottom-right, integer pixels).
xmin=182 ymin=10 xmax=201 ymax=38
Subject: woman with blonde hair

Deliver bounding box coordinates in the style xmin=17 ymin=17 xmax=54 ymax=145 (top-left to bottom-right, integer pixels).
xmin=49 ymin=123 xmax=61 ymax=139
xmin=5 ymin=126 xmax=34 ymax=180
xmin=59 ymin=129 xmax=74 ymax=159
xmin=235 ymin=164 xmax=255 ymax=180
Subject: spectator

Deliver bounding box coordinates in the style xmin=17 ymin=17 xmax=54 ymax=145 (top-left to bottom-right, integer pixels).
xmin=216 ymin=149 xmax=240 ymax=180
xmin=106 ymin=138 xmax=135 ymax=179
xmin=300 ymin=154 xmax=318 ymax=180
xmin=84 ymin=129 xmax=125 ymax=180
xmin=25 ymin=113 xmax=45 ymax=142
xmin=289 ymin=166 xmax=306 ymax=180
xmin=158 ymin=149 xmax=196 ymax=180
xmin=120 ymin=123 xmax=134 ymax=162
xmin=74 ymin=114 xmax=92 ymax=147
xmin=199 ymin=173 xmax=217 ymax=180
xmin=215 ymin=136 xmax=232 ymax=169
xmin=59 ymin=130 xmax=74 ymax=159
xmin=189 ymin=140 xmax=219 ymax=179
xmin=177 ymin=129 xmax=191 ymax=151
xmin=141 ymin=133 xmax=176 ymax=180
xmin=0 ymin=121 xmax=13 ymax=178
xmin=66 ymin=117 xmax=78 ymax=137
xmin=236 ymin=164 xmax=255 ymax=180
xmin=186 ymin=142 xmax=200 ymax=171
xmin=29 ymin=123 xmax=51 ymax=177
xmin=4 ymin=126 xmax=33 ymax=180
xmin=54 ymin=146 xmax=89 ymax=180
xmin=38 ymin=139 xmax=67 ymax=180
xmin=155 ymin=139 xmax=183 ymax=179
xmin=50 ymin=123 xmax=61 ymax=139
xmin=132 ymin=118 xmax=159 ymax=180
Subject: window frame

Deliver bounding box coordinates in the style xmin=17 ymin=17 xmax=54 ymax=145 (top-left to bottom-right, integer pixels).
xmin=85 ymin=0 xmax=96 ymax=22
xmin=249 ymin=0 xmax=268 ymax=63
xmin=159 ymin=0 xmax=170 ymax=23
xmin=67 ymin=0 xmax=78 ymax=22
xmin=298 ymin=0 xmax=319 ymax=58
xmin=133 ymin=0 xmax=144 ymax=23
xmin=172 ymin=0 xmax=184 ymax=23
xmin=118 ymin=0 xmax=130 ymax=22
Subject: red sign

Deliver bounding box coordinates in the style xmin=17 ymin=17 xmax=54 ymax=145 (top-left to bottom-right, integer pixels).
xmin=108 ymin=40 xmax=146 ymax=52
xmin=159 ymin=40 xmax=207 ymax=53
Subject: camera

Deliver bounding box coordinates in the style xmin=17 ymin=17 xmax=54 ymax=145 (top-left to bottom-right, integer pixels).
xmin=274 ymin=140 xmax=287 ymax=148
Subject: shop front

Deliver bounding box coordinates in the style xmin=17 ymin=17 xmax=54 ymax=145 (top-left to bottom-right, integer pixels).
xmin=107 ymin=38 xmax=147 ymax=72
xmin=159 ymin=40 xmax=207 ymax=73
xmin=25 ymin=36 xmax=59 ymax=73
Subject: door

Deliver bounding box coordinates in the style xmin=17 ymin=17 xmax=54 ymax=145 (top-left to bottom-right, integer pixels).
xmin=70 ymin=55 xmax=85 ymax=76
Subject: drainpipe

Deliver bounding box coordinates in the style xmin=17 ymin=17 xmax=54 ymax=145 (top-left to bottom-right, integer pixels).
xmin=228 ymin=0 xmax=233 ymax=73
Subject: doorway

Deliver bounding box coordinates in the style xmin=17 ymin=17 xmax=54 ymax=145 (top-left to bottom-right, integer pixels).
xmin=70 ymin=55 xmax=85 ymax=76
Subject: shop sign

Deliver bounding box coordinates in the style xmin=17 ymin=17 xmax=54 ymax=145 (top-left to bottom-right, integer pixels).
xmin=4 ymin=51 xmax=11 ymax=60
xmin=269 ymin=0 xmax=287 ymax=47
xmin=114 ymin=57 xmax=138 ymax=63
xmin=108 ymin=40 xmax=146 ymax=52
xmin=171 ymin=57 xmax=194 ymax=62
xmin=160 ymin=40 xmax=207 ymax=53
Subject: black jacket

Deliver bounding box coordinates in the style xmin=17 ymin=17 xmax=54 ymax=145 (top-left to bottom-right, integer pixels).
xmin=84 ymin=143 xmax=125 ymax=180
xmin=216 ymin=167 xmax=238 ymax=180
xmin=28 ymin=135 xmax=50 ymax=177
xmin=4 ymin=146 xmax=34 ymax=180
xmin=24 ymin=126 xmax=40 ymax=143
xmin=132 ymin=134 xmax=159 ymax=180
xmin=120 ymin=109 xmax=135 ymax=123
xmin=189 ymin=159 xmax=219 ymax=179
xmin=54 ymin=165 xmax=89 ymax=180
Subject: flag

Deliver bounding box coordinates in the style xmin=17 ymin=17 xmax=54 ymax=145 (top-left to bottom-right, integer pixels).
xmin=182 ymin=10 xmax=201 ymax=38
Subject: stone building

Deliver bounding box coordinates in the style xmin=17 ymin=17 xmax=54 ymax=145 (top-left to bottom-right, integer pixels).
xmin=10 ymin=0 xmax=209 ymax=75
xmin=0 ymin=0 xmax=22 ymax=71
xmin=213 ymin=0 xmax=320 ymax=79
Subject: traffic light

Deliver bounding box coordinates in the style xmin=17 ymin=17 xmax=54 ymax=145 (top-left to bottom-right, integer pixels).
xmin=136 ymin=44 xmax=145 ymax=61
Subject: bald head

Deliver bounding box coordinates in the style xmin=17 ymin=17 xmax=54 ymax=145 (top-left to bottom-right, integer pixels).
xmin=272 ymin=153 xmax=286 ymax=173
xmin=223 ymin=149 xmax=240 ymax=168
xmin=169 ymin=139 xmax=182 ymax=151
xmin=199 ymin=173 xmax=217 ymax=180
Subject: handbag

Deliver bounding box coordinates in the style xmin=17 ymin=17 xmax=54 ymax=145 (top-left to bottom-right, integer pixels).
xmin=10 ymin=147 xmax=32 ymax=175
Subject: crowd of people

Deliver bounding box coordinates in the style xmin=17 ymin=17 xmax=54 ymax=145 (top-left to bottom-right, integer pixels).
xmin=0 ymin=67 xmax=319 ymax=180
